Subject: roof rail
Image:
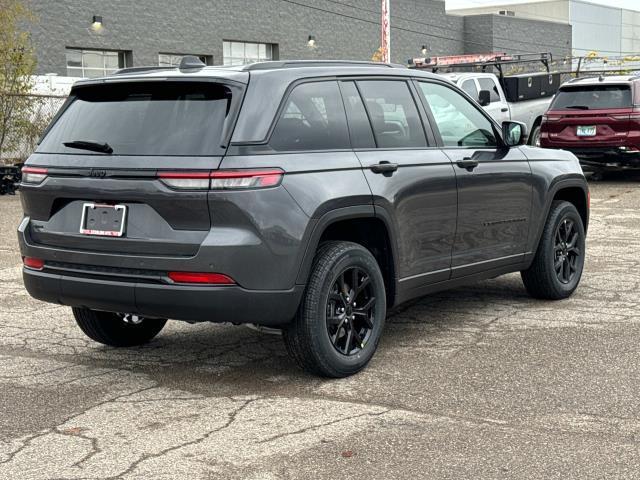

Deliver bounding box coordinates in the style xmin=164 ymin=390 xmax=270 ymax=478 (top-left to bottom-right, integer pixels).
xmin=243 ymin=60 xmax=405 ymax=71
xmin=113 ymin=66 xmax=176 ymax=75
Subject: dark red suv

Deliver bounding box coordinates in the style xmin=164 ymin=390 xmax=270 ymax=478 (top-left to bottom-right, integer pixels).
xmin=540 ymin=75 xmax=640 ymax=172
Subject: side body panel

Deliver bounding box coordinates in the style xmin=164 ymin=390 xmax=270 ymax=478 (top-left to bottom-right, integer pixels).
xmin=519 ymin=146 xmax=590 ymax=265
xmin=220 ymin=151 xmax=373 ymax=288
xmin=357 ymin=149 xmax=457 ymax=287
xmin=444 ymin=147 xmax=533 ymax=277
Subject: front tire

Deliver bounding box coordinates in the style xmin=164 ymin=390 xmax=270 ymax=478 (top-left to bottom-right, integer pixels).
xmin=284 ymin=241 xmax=387 ymax=378
xmin=521 ymin=201 xmax=585 ymax=299
xmin=73 ymin=308 xmax=167 ymax=347
xmin=529 ymin=123 xmax=541 ymax=147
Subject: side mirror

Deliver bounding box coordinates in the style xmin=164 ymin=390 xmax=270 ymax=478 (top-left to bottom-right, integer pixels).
xmin=478 ymin=90 xmax=491 ymax=107
xmin=502 ymin=121 xmax=527 ymax=147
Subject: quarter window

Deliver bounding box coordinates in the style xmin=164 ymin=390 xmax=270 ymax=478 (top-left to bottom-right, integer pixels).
xmin=417 ymin=82 xmax=497 ymax=148
xmin=270 ymin=81 xmax=349 ymax=151
xmin=66 ymin=48 xmax=129 ymax=78
xmin=357 ymin=80 xmax=427 ymax=148
xmin=223 ymin=41 xmax=275 ymax=65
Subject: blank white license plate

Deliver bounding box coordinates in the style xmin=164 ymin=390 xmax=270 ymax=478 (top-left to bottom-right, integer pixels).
xmin=577 ymin=126 xmax=596 ymax=137
xmin=79 ymin=203 xmax=127 ymax=237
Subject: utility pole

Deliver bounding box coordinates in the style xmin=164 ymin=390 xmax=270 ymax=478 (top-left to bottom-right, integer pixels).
xmin=381 ymin=0 xmax=390 ymax=63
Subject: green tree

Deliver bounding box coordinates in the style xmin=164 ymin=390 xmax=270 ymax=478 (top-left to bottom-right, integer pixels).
xmin=0 ymin=0 xmax=36 ymax=163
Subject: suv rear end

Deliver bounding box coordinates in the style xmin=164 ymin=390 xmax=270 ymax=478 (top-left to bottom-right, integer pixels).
xmin=540 ymin=76 xmax=640 ymax=171
xmin=18 ymin=68 xmax=305 ymax=327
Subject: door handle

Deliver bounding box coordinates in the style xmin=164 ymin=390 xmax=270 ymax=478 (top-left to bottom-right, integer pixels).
xmin=369 ymin=161 xmax=399 ymax=174
xmin=456 ymin=158 xmax=479 ymax=171
xmin=501 ymin=107 xmax=509 ymax=112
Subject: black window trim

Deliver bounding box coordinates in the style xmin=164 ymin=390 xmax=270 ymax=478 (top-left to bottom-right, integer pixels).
xmin=412 ymin=78 xmax=507 ymax=150
xmin=337 ymin=80 xmax=375 ymax=150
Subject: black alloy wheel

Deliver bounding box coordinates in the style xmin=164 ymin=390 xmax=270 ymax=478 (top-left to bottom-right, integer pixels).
xmin=554 ymin=217 xmax=581 ymax=284
xmin=326 ymin=266 xmax=375 ymax=356
xmin=521 ymin=200 xmax=586 ymax=300
xmin=284 ymin=241 xmax=387 ymax=377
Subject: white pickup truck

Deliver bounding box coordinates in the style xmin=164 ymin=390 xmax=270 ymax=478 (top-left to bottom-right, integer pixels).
xmin=440 ymin=72 xmax=553 ymax=146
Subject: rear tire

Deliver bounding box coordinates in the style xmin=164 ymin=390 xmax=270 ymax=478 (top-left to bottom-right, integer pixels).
xmin=72 ymin=308 xmax=167 ymax=347
xmin=521 ymin=201 xmax=585 ymax=300
xmin=284 ymin=241 xmax=386 ymax=378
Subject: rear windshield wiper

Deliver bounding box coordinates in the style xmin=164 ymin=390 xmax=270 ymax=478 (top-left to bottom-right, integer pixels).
xmin=564 ymin=105 xmax=590 ymax=110
xmin=63 ymin=140 xmax=113 ymax=154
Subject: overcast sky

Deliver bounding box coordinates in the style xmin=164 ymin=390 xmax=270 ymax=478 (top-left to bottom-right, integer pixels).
xmin=446 ymin=0 xmax=640 ymax=10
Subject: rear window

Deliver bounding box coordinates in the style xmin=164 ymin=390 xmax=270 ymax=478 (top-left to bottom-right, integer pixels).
xmin=551 ymin=85 xmax=632 ymax=110
xmin=38 ymin=82 xmax=234 ymax=156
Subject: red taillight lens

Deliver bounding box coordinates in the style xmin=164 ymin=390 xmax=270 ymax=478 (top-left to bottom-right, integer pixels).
xmin=210 ymin=169 xmax=284 ymax=190
xmin=542 ymin=115 xmax=560 ymax=123
xmin=158 ymin=171 xmax=211 ymax=190
xmin=21 ymin=167 xmax=48 ymax=184
xmin=157 ymin=169 xmax=284 ymax=190
xmin=612 ymin=114 xmax=632 ymax=121
xmin=167 ymin=271 xmax=235 ymax=285
xmin=23 ymin=257 xmax=44 ymax=270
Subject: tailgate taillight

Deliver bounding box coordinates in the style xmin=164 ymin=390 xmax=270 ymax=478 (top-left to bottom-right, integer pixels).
xmin=158 ymin=169 xmax=284 ymax=190
xmin=22 ymin=167 xmax=48 ymax=184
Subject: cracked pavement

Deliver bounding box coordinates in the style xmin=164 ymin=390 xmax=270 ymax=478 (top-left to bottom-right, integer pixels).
xmin=1 ymin=175 xmax=639 ymax=479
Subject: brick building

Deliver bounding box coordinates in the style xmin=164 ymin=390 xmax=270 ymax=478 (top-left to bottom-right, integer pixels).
xmin=26 ymin=0 xmax=572 ymax=77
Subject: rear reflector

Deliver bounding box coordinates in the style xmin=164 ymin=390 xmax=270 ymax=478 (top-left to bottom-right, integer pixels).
xmin=168 ymin=271 xmax=236 ymax=285
xmin=210 ymin=169 xmax=283 ymax=189
xmin=21 ymin=167 xmax=48 ymax=184
xmin=158 ymin=171 xmax=210 ymax=190
xmin=23 ymin=257 xmax=44 ymax=270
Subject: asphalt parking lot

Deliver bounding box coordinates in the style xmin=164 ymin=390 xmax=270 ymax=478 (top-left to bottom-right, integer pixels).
xmin=0 ymin=176 xmax=639 ymax=480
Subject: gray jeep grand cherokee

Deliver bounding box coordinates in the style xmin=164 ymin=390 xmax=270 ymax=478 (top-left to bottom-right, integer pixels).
xmin=18 ymin=58 xmax=589 ymax=377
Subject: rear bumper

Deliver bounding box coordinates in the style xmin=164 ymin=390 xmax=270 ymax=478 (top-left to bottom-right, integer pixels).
xmin=23 ymin=267 xmax=303 ymax=326
xmin=544 ymin=146 xmax=640 ymax=169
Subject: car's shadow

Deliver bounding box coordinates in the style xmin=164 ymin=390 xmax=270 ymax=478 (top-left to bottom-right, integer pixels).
xmin=82 ymin=274 xmax=534 ymax=382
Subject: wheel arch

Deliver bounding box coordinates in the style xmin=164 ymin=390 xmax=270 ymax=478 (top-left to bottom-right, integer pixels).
xmin=528 ymin=179 xmax=589 ymax=265
xmin=296 ymin=206 xmax=398 ymax=308
xmin=528 ymin=115 xmax=543 ymax=145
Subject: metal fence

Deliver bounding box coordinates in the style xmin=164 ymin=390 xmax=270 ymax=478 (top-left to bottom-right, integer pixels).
xmin=0 ymin=92 xmax=67 ymax=165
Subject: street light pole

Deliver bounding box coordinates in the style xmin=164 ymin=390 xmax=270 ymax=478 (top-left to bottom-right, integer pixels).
xmin=381 ymin=0 xmax=390 ymax=63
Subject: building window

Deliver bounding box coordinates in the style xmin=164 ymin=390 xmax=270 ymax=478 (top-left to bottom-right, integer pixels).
xmin=223 ymin=41 xmax=275 ymax=66
xmin=66 ymin=48 xmax=129 ymax=78
xmin=158 ymin=53 xmax=213 ymax=67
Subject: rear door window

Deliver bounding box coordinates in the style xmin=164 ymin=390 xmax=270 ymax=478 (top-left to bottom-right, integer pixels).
xmin=357 ymin=80 xmax=427 ymax=148
xmin=269 ymin=81 xmax=349 ymax=151
xmin=38 ymin=82 xmax=235 ymax=156
xmin=551 ymin=85 xmax=632 ymax=110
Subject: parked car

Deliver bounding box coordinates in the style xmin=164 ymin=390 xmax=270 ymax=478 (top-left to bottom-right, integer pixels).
xmin=540 ymin=75 xmax=640 ymax=173
xmin=440 ymin=72 xmax=553 ymax=146
xmin=18 ymin=58 xmax=589 ymax=377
